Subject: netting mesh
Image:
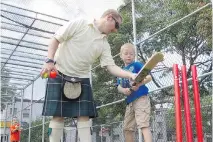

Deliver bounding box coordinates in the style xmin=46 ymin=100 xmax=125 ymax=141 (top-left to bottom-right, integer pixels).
xmin=1 ymin=0 xmax=212 ymax=142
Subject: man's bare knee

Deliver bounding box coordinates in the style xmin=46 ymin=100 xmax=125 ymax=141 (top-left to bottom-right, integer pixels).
xmin=124 ymin=130 xmax=134 ymax=135
xmin=77 ymin=116 xmax=89 ymax=122
xmin=52 ymin=116 xmax=64 ymax=122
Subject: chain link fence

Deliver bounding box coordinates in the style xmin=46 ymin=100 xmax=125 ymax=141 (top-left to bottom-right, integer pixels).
xmin=1 ymin=0 xmax=212 ymax=142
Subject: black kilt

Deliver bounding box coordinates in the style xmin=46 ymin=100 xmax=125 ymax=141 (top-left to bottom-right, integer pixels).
xmin=42 ymin=72 xmax=98 ymax=118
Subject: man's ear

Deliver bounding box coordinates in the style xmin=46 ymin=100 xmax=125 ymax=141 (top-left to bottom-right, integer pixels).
xmin=106 ymin=14 xmax=113 ymax=21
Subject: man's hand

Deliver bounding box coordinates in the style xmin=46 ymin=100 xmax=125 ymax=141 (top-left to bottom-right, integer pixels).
xmin=129 ymin=73 xmax=137 ymax=82
xmin=40 ymin=38 xmax=60 ymax=77
xmin=40 ymin=63 xmax=58 ymax=77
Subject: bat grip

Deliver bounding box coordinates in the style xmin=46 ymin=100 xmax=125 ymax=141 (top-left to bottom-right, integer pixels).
xmin=129 ymin=82 xmax=137 ymax=92
xmin=132 ymin=82 xmax=136 ymax=86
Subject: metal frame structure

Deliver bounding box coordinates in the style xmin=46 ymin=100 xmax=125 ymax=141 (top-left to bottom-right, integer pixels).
xmin=1 ymin=3 xmax=70 ymax=142
xmin=1 ymin=2 xmax=68 ymax=101
xmin=1 ymin=2 xmax=212 ymax=142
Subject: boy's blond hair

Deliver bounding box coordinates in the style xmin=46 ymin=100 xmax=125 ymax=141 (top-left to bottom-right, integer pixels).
xmin=120 ymin=43 xmax=135 ymax=54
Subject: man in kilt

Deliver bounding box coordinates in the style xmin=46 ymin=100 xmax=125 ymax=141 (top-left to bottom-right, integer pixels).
xmin=40 ymin=9 xmax=136 ymax=142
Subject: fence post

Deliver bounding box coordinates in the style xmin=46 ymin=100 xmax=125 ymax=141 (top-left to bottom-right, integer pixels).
xmin=28 ymin=82 xmax=34 ymax=142
xmin=3 ymin=103 xmax=8 ymax=142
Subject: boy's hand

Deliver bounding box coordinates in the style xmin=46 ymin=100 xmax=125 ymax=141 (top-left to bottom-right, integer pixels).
xmin=123 ymin=88 xmax=131 ymax=96
xmin=15 ymin=125 xmax=19 ymax=130
xmin=131 ymin=84 xmax=140 ymax=91
xmin=129 ymin=80 xmax=145 ymax=92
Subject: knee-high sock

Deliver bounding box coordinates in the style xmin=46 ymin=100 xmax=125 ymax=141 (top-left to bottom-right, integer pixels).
xmin=49 ymin=120 xmax=64 ymax=142
xmin=77 ymin=121 xmax=92 ymax=142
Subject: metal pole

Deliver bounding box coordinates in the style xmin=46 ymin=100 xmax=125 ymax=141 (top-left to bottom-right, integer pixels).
xmin=3 ymin=103 xmax=8 ymax=142
xmin=181 ymin=65 xmax=193 ymax=142
xmin=20 ymin=90 xmax=24 ymax=124
xmin=172 ymin=64 xmax=182 ymax=142
xmin=42 ymin=79 xmax=48 ymax=142
xmin=11 ymin=96 xmax=16 ymax=122
xmin=152 ymin=115 xmax=155 ymax=142
xmin=131 ymin=0 xmax=138 ymax=61
xmin=101 ymin=125 xmax=103 ymax=142
xmin=191 ymin=65 xmax=203 ymax=142
xmin=3 ymin=89 xmax=9 ymax=142
xmin=19 ymin=89 xmax=24 ymax=141
xmin=28 ymin=82 xmax=34 ymax=142
xmin=131 ymin=0 xmax=142 ymax=141
xmin=42 ymin=116 xmax=45 ymax=142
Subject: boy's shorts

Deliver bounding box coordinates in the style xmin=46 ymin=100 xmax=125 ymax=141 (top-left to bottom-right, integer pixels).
xmin=123 ymin=95 xmax=151 ymax=131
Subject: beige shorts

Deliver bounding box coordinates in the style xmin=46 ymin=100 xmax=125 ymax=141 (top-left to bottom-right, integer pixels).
xmin=123 ymin=95 xmax=151 ymax=131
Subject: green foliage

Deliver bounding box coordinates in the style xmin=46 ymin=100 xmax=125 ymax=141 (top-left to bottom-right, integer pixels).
xmin=92 ymin=0 xmax=212 ymax=134
xmin=21 ymin=118 xmax=50 ymax=142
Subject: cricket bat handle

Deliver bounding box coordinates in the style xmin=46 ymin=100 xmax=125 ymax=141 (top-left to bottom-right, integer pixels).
xmin=132 ymin=82 xmax=136 ymax=86
xmin=129 ymin=82 xmax=137 ymax=92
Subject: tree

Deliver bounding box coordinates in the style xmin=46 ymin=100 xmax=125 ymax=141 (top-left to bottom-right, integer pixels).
xmin=92 ymin=0 xmax=212 ymax=133
xmin=21 ymin=118 xmax=50 ymax=142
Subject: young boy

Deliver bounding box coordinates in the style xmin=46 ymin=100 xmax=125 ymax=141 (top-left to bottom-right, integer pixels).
xmin=117 ymin=43 xmax=152 ymax=142
xmin=10 ymin=118 xmax=21 ymax=142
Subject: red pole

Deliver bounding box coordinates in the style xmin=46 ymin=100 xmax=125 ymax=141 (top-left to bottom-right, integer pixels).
xmin=181 ymin=65 xmax=193 ymax=142
xmin=191 ymin=65 xmax=203 ymax=142
xmin=173 ymin=64 xmax=182 ymax=142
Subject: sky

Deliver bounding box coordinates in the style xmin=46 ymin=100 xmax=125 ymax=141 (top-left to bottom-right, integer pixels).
xmin=2 ymin=0 xmax=125 ymax=20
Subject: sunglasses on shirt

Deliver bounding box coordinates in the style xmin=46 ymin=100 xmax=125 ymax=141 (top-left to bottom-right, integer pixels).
xmin=112 ymin=17 xmax=120 ymax=29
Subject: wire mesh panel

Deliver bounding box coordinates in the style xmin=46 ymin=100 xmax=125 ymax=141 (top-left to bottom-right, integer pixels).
xmin=91 ymin=1 xmax=212 ymax=142
xmin=1 ymin=0 xmax=212 ymax=142
xmin=1 ymin=2 xmax=68 ymax=91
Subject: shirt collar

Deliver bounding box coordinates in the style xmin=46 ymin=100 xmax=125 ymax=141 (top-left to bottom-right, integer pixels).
xmin=88 ymin=19 xmax=107 ymax=38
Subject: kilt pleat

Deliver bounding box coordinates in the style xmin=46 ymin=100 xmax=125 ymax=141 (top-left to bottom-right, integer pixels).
xmin=42 ymin=73 xmax=98 ymax=118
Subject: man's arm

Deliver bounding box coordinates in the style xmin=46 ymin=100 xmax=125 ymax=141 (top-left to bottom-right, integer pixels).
xmin=47 ymin=38 xmax=60 ymax=60
xmin=106 ymin=65 xmax=135 ymax=79
xmin=40 ymin=38 xmax=59 ymax=76
xmin=117 ymin=85 xmax=131 ymax=96
xmin=131 ymin=75 xmax=152 ymax=91
xmin=11 ymin=127 xmax=18 ymax=133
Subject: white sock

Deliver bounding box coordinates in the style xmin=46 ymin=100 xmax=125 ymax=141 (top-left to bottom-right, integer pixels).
xmin=77 ymin=121 xmax=92 ymax=142
xmin=49 ymin=120 xmax=64 ymax=142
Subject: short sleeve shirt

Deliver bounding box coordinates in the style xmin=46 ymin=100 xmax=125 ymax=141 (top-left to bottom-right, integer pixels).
xmin=54 ymin=18 xmax=115 ymax=78
xmin=10 ymin=124 xmax=20 ymax=141
xmin=117 ymin=62 xmax=149 ymax=103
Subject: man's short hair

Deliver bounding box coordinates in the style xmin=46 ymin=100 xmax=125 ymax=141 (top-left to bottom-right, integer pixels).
xmin=101 ymin=9 xmax=122 ymax=22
